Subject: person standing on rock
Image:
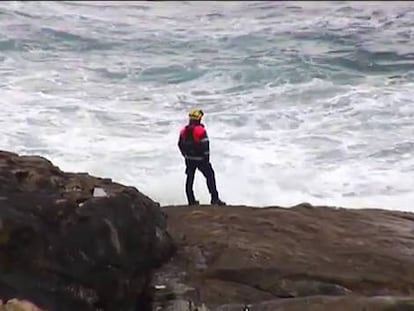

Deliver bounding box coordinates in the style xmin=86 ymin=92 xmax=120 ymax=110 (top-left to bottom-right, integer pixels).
xmin=178 ymin=108 xmax=226 ymax=206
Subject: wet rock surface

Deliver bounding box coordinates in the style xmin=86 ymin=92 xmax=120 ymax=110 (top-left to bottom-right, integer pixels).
xmin=153 ymin=204 xmax=414 ymax=310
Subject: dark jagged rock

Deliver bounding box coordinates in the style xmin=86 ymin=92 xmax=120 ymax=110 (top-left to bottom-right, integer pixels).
xmin=153 ymin=204 xmax=414 ymax=310
xmin=0 ymin=151 xmax=175 ymax=310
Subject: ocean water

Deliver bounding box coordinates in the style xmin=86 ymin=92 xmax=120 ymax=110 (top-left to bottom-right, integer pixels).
xmin=0 ymin=1 xmax=413 ymax=210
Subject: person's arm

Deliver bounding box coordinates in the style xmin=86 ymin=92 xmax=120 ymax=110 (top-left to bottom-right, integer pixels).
xmin=178 ymin=128 xmax=186 ymax=157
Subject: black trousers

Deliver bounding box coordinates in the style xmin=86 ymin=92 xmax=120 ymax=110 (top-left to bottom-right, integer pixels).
xmin=185 ymin=159 xmax=219 ymax=204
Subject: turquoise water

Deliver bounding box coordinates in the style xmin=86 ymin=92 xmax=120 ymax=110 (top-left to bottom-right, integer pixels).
xmin=0 ymin=1 xmax=413 ymax=210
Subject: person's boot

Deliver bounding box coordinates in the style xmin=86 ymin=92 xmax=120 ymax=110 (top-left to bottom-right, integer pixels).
xmin=211 ymin=198 xmax=226 ymax=206
xmin=188 ymin=200 xmax=200 ymax=206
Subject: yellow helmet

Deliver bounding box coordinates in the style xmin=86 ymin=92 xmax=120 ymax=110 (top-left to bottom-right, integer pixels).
xmin=188 ymin=108 xmax=204 ymax=120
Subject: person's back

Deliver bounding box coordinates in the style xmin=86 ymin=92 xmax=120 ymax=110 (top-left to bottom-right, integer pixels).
xmin=178 ymin=108 xmax=226 ymax=206
xmin=178 ymin=121 xmax=208 ymax=161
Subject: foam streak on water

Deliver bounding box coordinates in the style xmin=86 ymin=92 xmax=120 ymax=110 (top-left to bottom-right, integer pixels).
xmin=0 ymin=1 xmax=414 ymax=210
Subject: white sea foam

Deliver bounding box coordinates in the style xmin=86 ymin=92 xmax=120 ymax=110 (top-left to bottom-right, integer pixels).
xmin=0 ymin=1 xmax=413 ymax=210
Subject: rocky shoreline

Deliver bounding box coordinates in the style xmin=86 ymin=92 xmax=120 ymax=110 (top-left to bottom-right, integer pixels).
xmin=0 ymin=150 xmax=174 ymax=311
xmin=153 ymin=204 xmax=414 ymax=310
xmin=1 ymin=150 xmax=414 ymax=310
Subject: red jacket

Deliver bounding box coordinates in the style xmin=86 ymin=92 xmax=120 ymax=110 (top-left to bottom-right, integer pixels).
xmin=178 ymin=123 xmax=210 ymax=161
